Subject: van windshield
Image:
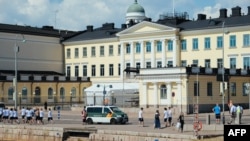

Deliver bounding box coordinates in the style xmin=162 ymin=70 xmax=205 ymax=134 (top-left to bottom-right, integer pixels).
xmin=110 ymin=107 xmax=122 ymax=113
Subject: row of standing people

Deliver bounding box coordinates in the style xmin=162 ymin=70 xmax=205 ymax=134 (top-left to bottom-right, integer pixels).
xmin=138 ymin=107 xmax=185 ymax=132
xmin=0 ymin=106 xmax=54 ymax=125
xmin=212 ymin=101 xmax=243 ymax=124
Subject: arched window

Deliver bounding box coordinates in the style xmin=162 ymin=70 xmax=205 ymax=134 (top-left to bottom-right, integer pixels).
xmin=8 ymin=87 xmax=14 ymax=100
xmin=160 ymin=85 xmax=167 ymax=99
xmin=60 ymin=87 xmax=65 ymax=99
xmin=71 ymin=87 xmax=76 ymax=98
xmin=22 ymin=87 xmax=28 ymax=100
xmin=82 ymin=87 xmax=86 ymax=98
xmin=48 ymin=87 xmax=53 ymax=99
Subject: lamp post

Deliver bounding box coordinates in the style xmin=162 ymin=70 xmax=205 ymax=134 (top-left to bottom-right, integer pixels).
xmin=19 ymin=92 xmax=21 ymax=110
xmin=221 ymin=21 xmax=230 ymax=124
xmin=13 ymin=34 xmax=25 ymax=109
xmin=97 ymin=84 xmax=112 ymax=105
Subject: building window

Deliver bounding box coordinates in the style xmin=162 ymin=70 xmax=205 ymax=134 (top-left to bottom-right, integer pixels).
xmin=243 ymin=34 xmax=250 ymax=47
xmin=91 ymin=47 xmax=96 ymax=57
xmin=66 ymin=48 xmax=71 ymax=58
xmin=48 ymin=88 xmax=53 ymax=99
xmin=230 ymin=58 xmax=236 ymax=69
xmin=126 ymin=63 xmax=130 ymax=68
xmin=204 ymin=37 xmax=210 ymax=49
xmin=109 ymin=45 xmax=113 ymax=56
xmin=181 ymin=39 xmax=187 ymax=51
xmin=193 ymin=60 xmax=198 ymax=67
xmin=74 ymin=48 xmax=79 ymax=58
xmin=192 ymin=38 xmax=198 ymax=50
xmin=100 ymin=46 xmax=104 ymax=56
xmin=156 ymin=41 xmax=162 ymax=52
xmin=243 ymin=83 xmax=249 ymax=96
xmin=109 ymin=64 xmax=113 ymax=76
xmin=21 ymin=87 xmax=28 ymax=100
xmin=217 ymin=36 xmax=223 ymax=48
xmin=118 ymin=64 xmax=121 ymax=75
xmin=207 ymin=82 xmax=212 ymax=96
xmin=60 ymin=87 xmax=65 ymax=99
xmin=118 ymin=45 xmax=121 ymax=55
xmin=230 ymin=35 xmax=236 ymax=48
xmin=66 ymin=66 xmax=71 ymax=77
xmin=167 ymin=61 xmax=173 ymax=67
xmin=100 ymin=64 xmax=105 ymax=76
xmin=194 ymin=81 xmax=199 ymax=96
xmin=8 ymin=87 xmax=14 ymax=100
xmin=160 ymin=85 xmax=167 ymax=99
xmin=126 ymin=44 xmax=130 ymax=54
xmin=217 ymin=59 xmax=223 ymax=68
xmin=135 ymin=43 xmax=141 ymax=53
xmin=205 ymin=59 xmax=210 ymax=68
xmin=157 ymin=61 xmax=162 ymax=68
xmin=181 ymin=60 xmax=187 ymax=67
xmin=243 ymin=57 xmax=250 ymax=69
xmin=71 ymin=87 xmax=76 ymax=98
xmin=91 ymin=65 xmax=96 ymax=76
xmin=136 ymin=62 xmax=140 ymax=69
xmin=146 ymin=62 xmax=151 ymax=68
xmin=230 ymin=82 xmax=236 ymax=96
xmin=168 ymin=40 xmax=173 ymax=51
xmin=83 ymin=47 xmax=87 ymax=57
xmin=83 ymin=65 xmax=87 ymax=76
xmin=75 ymin=66 xmax=79 ymax=77
xmin=146 ymin=42 xmax=151 ymax=52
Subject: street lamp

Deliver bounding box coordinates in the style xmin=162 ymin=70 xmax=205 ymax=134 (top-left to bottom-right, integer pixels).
xmin=13 ymin=34 xmax=25 ymax=109
xmin=221 ymin=21 xmax=230 ymax=124
xmin=97 ymin=84 xmax=112 ymax=105
xmin=19 ymin=92 xmax=21 ymax=110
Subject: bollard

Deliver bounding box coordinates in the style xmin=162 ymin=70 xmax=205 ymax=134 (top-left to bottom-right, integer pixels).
xmin=206 ymin=114 xmax=210 ymax=125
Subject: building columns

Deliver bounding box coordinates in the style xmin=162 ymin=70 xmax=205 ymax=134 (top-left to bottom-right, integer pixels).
xmin=161 ymin=39 xmax=166 ymax=67
xmin=130 ymin=42 xmax=134 ymax=67
xmin=140 ymin=41 xmax=145 ymax=68
xmin=151 ymin=40 xmax=155 ymax=68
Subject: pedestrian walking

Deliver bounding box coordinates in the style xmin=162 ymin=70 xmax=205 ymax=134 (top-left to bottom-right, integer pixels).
xmin=39 ymin=108 xmax=44 ymax=125
xmin=21 ymin=107 xmax=26 ymax=124
xmin=48 ymin=108 xmax=54 ymax=124
xmin=44 ymin=101 xmax=47 ymax=111
xmin=228 ymin=101 xmax=236 ymax=124
xmin=154 ymin=110 xmax=161 ymax=129
xmin=178 ymin=112 xmax=185 ymax=133
xmin=138 ymin=107 xmax=144 ymax=127
xmin=236 ymin=104 xmax=243 ymax=124
xmin=167 ymin=107 xmax=173 ymax=126
xmin=212 ymin=103 xmax=221 ymax=124
xmin=81 ymin=107 xmax=87 ymax=125
xmin=163 ymin=107 xmax=168 ymax=127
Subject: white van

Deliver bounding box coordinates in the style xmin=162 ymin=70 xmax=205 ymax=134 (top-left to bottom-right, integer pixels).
xmin=85 ymin=105 xmax=129 ymax=124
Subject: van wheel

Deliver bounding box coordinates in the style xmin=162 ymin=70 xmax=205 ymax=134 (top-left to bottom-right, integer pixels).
xmin=86 ymin=118 xmax=93 ymax=124
xmin=110 ymin=118 xmax=116 ymax=124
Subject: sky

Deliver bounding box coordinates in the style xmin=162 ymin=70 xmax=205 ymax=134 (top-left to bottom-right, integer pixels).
xmin=0 ymin=0 xmax=249 ymax=31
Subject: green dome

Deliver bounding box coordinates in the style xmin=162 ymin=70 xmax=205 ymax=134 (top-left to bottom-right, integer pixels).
xmin=127 ymin=0 xmax=145 ymax=13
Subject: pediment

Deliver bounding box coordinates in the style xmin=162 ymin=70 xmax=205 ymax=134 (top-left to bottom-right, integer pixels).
xmin=116 ymin=21 xmax=177 ymax=36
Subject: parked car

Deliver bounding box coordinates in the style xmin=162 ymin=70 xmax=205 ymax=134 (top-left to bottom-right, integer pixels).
xmin=85 ymin=105 xmax=129 ymax=124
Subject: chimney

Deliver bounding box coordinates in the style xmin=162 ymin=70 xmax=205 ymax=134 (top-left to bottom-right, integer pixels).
xmin=248 ymin=6 xmax=250 ymax=15
xmin=86 ymin=25 xmax=93 ymax=32
xmin=197 ymin=14 xmax=206 ymax=20
xmin=219 ymin=8 xmax=227 ymax=18
xmin=231 ymin=6 xmax=241 ymax=17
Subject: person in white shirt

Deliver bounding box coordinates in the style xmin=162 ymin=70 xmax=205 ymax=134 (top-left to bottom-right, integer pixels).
xmin=167 ymin=107 xmax=173 ymax=126
xmin=138 ymin=107 xmax=144 ymax=127
xmin=13 ymin=108 xmax=20 ymax=124
xmin=21 ymin=107 xmax=26 ymax=124
xmin=3 ymin=107 xmax=9 ymax=124
xmin=228 ymin=103 xmax=236 ymax=124
xmin=48 ymin=108 xmax=53 ymax=124
xmin=39 ymin=108 xmax=44 ymax=125
xmin=163 ymin=107 xmax=168 ymax=127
